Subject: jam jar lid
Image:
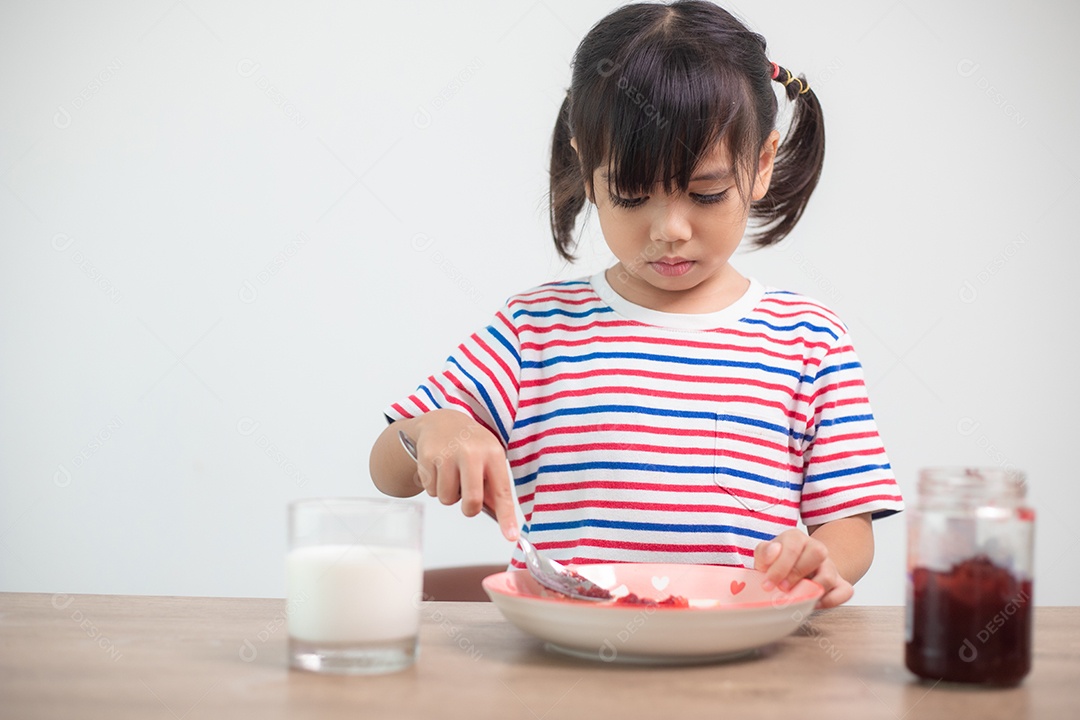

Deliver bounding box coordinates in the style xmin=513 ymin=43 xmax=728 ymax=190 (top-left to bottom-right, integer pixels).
xmin=917 ymin=467 xmax=1027 ymax=511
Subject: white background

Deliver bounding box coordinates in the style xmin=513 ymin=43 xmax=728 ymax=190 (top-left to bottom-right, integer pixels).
xmin=2 ymin=0 xmax=1076 ymax=605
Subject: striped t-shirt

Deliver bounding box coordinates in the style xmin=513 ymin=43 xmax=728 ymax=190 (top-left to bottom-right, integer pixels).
xmin=384 ymin=270 xmax=904 ymax=569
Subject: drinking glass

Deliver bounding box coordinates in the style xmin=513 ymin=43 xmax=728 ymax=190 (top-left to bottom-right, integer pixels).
xmin=286 ymin=497 xmax=423 ymax=674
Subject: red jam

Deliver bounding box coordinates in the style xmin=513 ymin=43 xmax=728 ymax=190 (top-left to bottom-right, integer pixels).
xmin=564 ymin=570 xmax=613 ymax=599
xmin=906 ymin=555 xmax=1032 ymax=685
xmin=614 ymin=593 xmax=689 ymax=608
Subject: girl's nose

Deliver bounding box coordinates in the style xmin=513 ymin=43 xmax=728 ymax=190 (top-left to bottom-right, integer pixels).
xmin=650 ymin=195 xmax=692 ymax=244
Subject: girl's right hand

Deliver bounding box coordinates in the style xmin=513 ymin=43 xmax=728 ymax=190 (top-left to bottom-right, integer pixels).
xmin=411 ymin=409 xmax=520 ymax=542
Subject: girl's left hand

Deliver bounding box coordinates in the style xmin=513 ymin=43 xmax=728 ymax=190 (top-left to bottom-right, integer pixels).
xmin=753 ymin=529 xmax=853 ymax=609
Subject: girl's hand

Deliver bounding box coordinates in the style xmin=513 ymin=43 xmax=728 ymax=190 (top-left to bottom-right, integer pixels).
xmin=753 ymin=529 xmax=854 ymax=609
xmin=411 ymin=409 xmax=520 ymax=542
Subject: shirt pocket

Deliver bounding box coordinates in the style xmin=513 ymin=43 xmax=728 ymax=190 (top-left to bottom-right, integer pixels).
xmin=712 ymin=412 xmax=800 ymax=513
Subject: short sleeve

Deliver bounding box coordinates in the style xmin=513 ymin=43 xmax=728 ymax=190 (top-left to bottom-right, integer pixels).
xmin=382 ymin=302 xmax=521 ymax=446
xmin=799 ymin=333 xmax=904 ymax=524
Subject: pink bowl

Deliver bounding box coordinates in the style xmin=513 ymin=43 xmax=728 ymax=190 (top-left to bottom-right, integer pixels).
xmin=482 ymin=563 xmax=824 ymax=663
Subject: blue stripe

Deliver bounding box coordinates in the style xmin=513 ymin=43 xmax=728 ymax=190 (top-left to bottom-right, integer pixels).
xmin=418 ymin=385 xmax=442 ymax=410
xmin=514 ymin=460 xmax=800 ymax=492
xmin=512 ymin=306 xmax=614 ymax=320
xmin=805 ymin=463 xmax=892 ymax=483
xmin=515 ymin=404 xmax=714 ymax=429
xmin=817 ymin=413 xmax=874 ymax=429
xmin=740 ymin=317 xmax=838 ymax=341
xmin=520 ymin=350 xmax=811 ymax=383
xmin=715 ymin=466 xmax=801 ymax=491
xmin=487 ymin=325 xmax=520 ymax=367
xmin=448 ymin=357 xmax=508 ymax=442
xmin=813 ymin=361 xmax=862 ymax=382
xmin=716 ymin=413 xmax=798 ymax=440
xmin=529 ymin=517 xmax=775 ymax=542
xmin=538 ymin=280 xmax=590 ymax=288
xmin=513 ymin=404 xmax=806 ymax=441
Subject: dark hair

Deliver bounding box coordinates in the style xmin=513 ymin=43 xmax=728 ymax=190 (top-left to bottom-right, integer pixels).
xmin=549 ymin=0 xmax=825 ymax=261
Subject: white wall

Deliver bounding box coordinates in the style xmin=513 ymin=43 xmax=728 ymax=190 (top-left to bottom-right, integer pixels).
xmin=1 ymin=0 xmax=1076 ymax=605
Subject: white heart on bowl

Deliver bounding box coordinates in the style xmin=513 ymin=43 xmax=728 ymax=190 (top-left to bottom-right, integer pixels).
xmin=651 ymin=576 xmax=670 ymax=591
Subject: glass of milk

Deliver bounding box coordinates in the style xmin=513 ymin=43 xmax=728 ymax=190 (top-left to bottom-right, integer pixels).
xmin=286 ymin=498 xmax=424 ymax=674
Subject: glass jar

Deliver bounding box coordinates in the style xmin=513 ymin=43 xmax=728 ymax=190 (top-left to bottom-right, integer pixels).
xmin=905 ymin=467 xmax=1034 ymax=685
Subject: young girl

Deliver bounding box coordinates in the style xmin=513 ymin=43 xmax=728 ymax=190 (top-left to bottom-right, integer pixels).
xmin=370 ymin=0 xmax=903 ymax=608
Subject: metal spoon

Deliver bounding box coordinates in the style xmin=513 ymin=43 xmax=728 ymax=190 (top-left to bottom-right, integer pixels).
xmin=396 ymin=429 xmax=612 ymax=602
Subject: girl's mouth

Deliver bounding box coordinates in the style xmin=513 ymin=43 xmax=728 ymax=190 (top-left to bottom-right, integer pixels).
xmin=649 ymin=259 xmax=695 ymax=277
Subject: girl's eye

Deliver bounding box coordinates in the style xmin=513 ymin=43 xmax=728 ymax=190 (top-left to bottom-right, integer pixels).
xmin=610 ymin=190 xmax=730 ymax=209
xmin=692 ymin=190 xmax=729 ymax=205
xmin=610 ymin=194 xmax=647 ymax=209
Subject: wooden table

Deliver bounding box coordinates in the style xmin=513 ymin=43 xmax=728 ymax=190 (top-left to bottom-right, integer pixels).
xmin=1 ymin=593 xmax=1077 ymax=719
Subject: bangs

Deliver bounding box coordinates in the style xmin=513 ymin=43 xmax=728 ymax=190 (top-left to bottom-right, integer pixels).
xmin=574 ymin=35 xmax=762 ymax=199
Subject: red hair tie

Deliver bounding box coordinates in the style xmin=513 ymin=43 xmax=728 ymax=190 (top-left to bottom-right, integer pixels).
xmin=770 ymin=62 xmax=810 ymax=95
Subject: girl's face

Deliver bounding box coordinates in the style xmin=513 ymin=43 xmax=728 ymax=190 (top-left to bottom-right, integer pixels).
xmin=578 ymin=131 xmax=780 ymax=314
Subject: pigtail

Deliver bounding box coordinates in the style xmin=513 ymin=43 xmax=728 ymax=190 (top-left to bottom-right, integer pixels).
xmin=750 ymin=65 xmax=826 ymax=248
xmin=549 ymin=92 xmax=587 ymax=261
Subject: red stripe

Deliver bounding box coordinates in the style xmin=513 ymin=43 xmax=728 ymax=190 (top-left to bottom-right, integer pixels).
xmin=521 ymin=334 xmax=816 ymax=366
xmin=756 ymin=305 xmax=843 ymax=332
xmin=813 ymin=396 xmax=870 ymax=421
xmin=412 ymin=397 xmax=431 ymax=413
xmin=460 ymin=342 xmax=514 ymax=415
xmin=513 ymin=441 xmax=799 ymax=474
xmin=531 ymin=499 xmax=795 ymax=525
xmin=516 ymin=284 xmax=595 ymax=300
xmin=712 ymin=325 xmax=832 ymax=351
xmin=510 ymin=293 xmax=598 ymax=308
xmin=807 ymin=447 xmax=887 ymax=465
xmin=531 ymin=479 xmax=800 ymax=511
xmin=473 ymin=334 xmax=519 ymax=393
xmin=761 ymin=294 xmax=842 ymax=320
xmin=519 ymin=319 xmax=654 ymax=335
xmin=801 ymin=494 xmax=903 ymax=519
xmin=533 ymin=537 xmax=756 ymax=561
xmin=390 ymin=402 xmax=414 ymax=419
xmin=810 ymin=430 xmax=880 ymax=446
xmin=801 ymin=478 xmax=896 ymax=502
xmin=518 ymin=318 xmax=832 ymax=351
xmin=518 ymin=384 xmax=806 ymax=424
xmin=719 ymin=447 xmax=802 ymax=473
xmin=520 ymin=367 xmax=803 ymax=401
xmin=495 ymin=310 xmax=518 ymax=343
xmin=534 ymin=480 xmax=729 ymax=494
xmin=430 ymin=374 xmax=482 ymax=425
xmin=807 ymin=378 xmax=867 ymax=406
xmin=509 ymin=423 xmax=804 ymax=458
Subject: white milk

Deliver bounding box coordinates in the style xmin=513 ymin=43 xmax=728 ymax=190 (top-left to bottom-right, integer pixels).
xmin=286 ymin=544 xmax=423 ymax=644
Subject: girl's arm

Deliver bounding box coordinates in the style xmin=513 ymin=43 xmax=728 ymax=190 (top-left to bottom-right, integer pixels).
xmin=369 ymin=414 xmax=430 ymax=498
xmin=753 ymin=512 xmax=874 ymax=608
xmin=368 ymin=409 xmax=520 ymax=541
xmin=806 ymin=512 xmax=874 ymax=584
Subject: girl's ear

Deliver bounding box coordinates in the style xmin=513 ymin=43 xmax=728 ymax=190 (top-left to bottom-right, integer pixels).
xmin=751 ymin=130 xmax=781 ymax=201
xmin=569 ymin=137 xmax=595 ymax=204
